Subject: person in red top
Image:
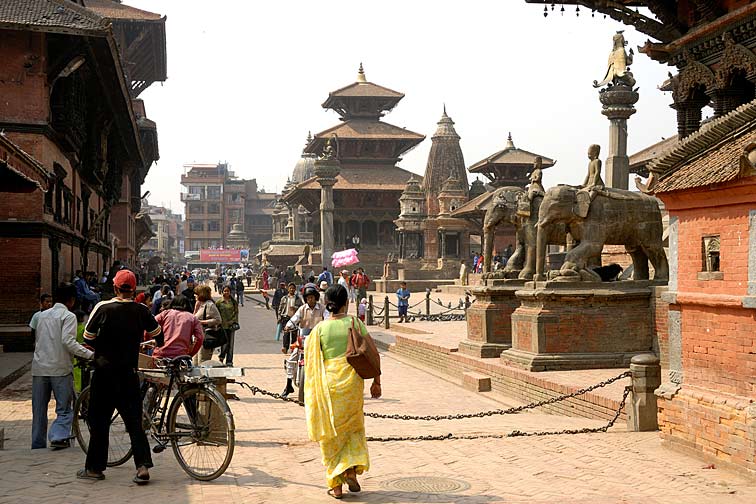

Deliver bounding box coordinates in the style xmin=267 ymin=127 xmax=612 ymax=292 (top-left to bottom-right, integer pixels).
xmin=351 ymin=267 xmax=371 ymax=310
xmin=153 ymin=295 xmax=204 ymax=359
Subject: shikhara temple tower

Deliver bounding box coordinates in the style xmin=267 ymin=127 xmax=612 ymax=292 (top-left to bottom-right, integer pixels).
xmin=396 ymin=107 xmax=471 ymax=271
xmin=281 ymin=64 xmax=424 ymax=275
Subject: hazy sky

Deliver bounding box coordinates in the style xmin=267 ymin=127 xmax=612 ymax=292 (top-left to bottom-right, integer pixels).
xmin=128 ymin=1 xmax=680 ymax=213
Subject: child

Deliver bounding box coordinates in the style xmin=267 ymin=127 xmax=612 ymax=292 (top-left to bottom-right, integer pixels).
xmin=396 ymin=281 xmax=410 ymax=323
xmin=281 ymin=285 xmax=322 ymax=398
xmin=358 ymin=298 xmax=367 ymax=322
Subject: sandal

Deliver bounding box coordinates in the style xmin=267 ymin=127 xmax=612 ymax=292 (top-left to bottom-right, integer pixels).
xmin=76 ymin=468 xmax=105 ymax=481
xmin=133 ymin=466 xmax=150 ymax=485
xmin=327 ymin=487 xmax=343 ymax=499
xmin=345 ymin=473 xmax=361 ymax=493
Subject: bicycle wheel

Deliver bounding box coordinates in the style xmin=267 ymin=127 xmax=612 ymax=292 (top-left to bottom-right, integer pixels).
xmin=167 ymin=386 xmax=234 ymax=481
xmin=72 ymin=386 xmax=133 ymax=467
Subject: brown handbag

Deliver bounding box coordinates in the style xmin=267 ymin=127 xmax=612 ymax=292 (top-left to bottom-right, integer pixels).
xmin=346 ymin=316 xmax=381 ymax=379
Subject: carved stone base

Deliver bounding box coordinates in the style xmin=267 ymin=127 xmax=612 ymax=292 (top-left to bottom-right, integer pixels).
xmin=460 ymin=280 xmax=524 ymax=358
xmin=500 ymin=280 xmax=655 ymax=371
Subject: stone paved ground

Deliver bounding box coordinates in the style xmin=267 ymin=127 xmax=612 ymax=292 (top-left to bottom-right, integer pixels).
xmin=1 ymin=299 xmax=755 ymax=503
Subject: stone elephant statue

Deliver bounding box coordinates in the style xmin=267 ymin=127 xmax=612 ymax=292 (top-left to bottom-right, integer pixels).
xmin=482 ymin=186 xmax=568 ymax=280
xmin=535 ymin=185 xmax=668 ymax=281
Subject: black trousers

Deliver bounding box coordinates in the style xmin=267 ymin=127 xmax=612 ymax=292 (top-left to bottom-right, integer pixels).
xmin=85 ymin=368 xmax=153 ymax=472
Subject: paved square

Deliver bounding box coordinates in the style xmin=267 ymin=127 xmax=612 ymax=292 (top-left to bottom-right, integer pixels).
xmin=1 ymin=300 xmax=755 ymax=503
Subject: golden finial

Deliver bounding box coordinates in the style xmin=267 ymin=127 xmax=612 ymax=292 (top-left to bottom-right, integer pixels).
xmin=357 ymin=62 xmax=367 ymax=83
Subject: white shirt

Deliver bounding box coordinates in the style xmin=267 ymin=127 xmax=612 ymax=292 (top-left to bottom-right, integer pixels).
xmin=30 ymin=303 xmax=93 ymax=376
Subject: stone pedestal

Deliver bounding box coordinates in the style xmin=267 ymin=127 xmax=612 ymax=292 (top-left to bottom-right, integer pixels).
xmin=501 ymin=280 xmax=655 ymax=371
xmin=459 ymin=279 xmax=524 ymax=358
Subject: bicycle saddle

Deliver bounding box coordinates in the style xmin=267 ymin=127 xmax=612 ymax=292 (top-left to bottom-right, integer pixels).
xmin=161 ymin=355 xmax=193 ymax=371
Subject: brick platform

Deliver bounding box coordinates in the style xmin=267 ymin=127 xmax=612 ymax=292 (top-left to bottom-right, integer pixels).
xmin=374 ymin=329 xmax=632 ymax=422
xmin=459 ymin=280 xmax=523 ymax=358
xmin=501 ymin=281 xmax=658 ymax=371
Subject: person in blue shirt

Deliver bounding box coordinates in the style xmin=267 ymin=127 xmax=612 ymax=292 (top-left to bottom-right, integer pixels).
xmin=73 ymin=270 xmax=100 ymax=312
xmin=317 ymin=267 xmax=333 ymax=286
xmin=396 ymin=281 xmax=410 ymax=323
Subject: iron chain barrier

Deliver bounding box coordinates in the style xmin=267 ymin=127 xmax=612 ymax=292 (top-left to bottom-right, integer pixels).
xmin=235 ymin=370 xmax=631 ymax=442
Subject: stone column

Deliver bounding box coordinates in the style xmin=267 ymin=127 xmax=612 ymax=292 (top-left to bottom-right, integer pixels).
xmin=291 ymin=206 xmax=300 ymax=241
xmin=285 ymin=204 xmax=295 ymax=241
xmin=599 ymin=84 xmax=639 ymax=190
xmin=314 ymin=155 xmax=340 ymax=270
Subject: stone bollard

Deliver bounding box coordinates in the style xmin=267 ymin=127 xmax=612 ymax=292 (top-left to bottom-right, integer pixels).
xmin=384 ymin=296 xmax=390 ymax=329
xmin=425 ymin=289 xmax=430 ymax=316
xmin=627 ymin=353 xmax=661 ymax=432
xmin=367 ymin=295 xmax=374 ymax=326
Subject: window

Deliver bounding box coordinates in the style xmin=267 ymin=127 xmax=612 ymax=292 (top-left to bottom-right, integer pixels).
xmin=190 ymin=240 xmax=202 ymax=250
xmin=208 ymin=220 xmax=220 ymax=232
xmin=208 ymin=203 xmax=220 ymax=214
xmin=207 ymin=186 xmax=221 ymax=200
xmin=699 ymin=235 xmax=722 ymax=280
xmin=188 ymin=186 xmax=203 ymax=195
xmin=188 ymin=203 xmax=203 ymax=214
xmin=189 ymin=221 xmax=204 ymax=231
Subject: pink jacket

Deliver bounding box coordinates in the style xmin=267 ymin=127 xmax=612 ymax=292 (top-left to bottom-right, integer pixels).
xmin=153 ymin=309 xmax=204 ymax=358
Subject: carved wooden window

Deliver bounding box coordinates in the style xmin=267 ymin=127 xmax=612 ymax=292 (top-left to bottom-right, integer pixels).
xmin=702 ymin=235 xmax=720 ymax=272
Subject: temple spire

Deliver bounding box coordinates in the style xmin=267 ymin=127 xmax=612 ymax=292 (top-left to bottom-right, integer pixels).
xmin=506 ymin=132 xmax=515 ymax=149
xmin=357 ymin=62 xmax=367 ymax=83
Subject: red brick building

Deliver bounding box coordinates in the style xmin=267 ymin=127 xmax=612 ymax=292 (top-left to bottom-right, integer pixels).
xmin=645 ymin=101 xmax=756 ymax=475
xmin=0 ymin=0 xmax=165 ymax=348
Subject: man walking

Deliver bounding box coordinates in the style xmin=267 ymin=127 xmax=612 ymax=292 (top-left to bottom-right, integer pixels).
xmin=77 ymin=270 xmax=162 ymax=484
xmin=235 ymin=272 xmax=246 ymax=307
xmin=353 ymin=267 xmax=371 ymax=305
xmin=30 ymin=283 xmax=94 ymax=450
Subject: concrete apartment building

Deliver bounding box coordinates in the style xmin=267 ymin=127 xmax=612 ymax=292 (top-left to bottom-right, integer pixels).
xmin=181 ymin=163 xmax=275 ymax=256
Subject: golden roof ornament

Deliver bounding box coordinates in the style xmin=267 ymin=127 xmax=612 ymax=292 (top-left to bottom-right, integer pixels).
xmin=357 ymin=62 xmax=367 ymax=83
xmin=593 ymin=31 xmax=636 ymax=88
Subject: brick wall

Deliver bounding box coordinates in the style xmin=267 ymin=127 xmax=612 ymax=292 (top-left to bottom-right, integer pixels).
xmin=658 ymin=181 xmax=756 ymax=475
xmin=0 ymin=237 xmax=43 ymax=325
xmin=0 ymin=31 xmax=48 ymax=123
xmin=658 ymin=386 xmax=756 ymax=475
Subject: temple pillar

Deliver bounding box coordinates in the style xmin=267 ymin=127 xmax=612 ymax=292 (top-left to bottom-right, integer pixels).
xmin=599 ymin=84 xmax=638 ymax=190
xmin=291 ymin=205 xmax=301 ymax=241
xmin=314 ymin=150 xmax=340 ymax=270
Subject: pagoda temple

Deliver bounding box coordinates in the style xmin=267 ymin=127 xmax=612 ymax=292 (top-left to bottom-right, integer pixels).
xmin=452 ymin=135 xmax=556 ymax=253
xmin=281 ymin=65 xmax=425 ymax=276
xmin=395 ymin=108 xmax=471 ymax=274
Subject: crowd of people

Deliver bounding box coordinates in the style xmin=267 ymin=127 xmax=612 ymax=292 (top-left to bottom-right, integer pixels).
xmin=29 ymin=260 xmax=381 ymax=497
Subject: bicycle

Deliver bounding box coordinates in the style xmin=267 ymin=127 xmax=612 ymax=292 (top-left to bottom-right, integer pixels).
xmin=73 ymin=345 xmax=235 ymax=481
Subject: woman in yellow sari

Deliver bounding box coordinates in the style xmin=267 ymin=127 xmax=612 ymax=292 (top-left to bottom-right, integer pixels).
xmin=305 ymin=284 xmax=381 ymax=499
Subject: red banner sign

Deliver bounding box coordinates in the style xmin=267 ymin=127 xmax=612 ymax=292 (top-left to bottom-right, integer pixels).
xmin=199 ymin=249 xmax=241 ymax=263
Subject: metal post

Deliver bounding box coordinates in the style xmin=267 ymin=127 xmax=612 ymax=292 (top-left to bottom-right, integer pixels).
xmin=384 ymin=295 xmax=390 ymax=329
xmin=425 ymin=289 xmax=430 ymax=316
xmin=627 ymin=354 xmax=661 ymax=432
xmin=367 ymin=294 xmax=374 ymax=326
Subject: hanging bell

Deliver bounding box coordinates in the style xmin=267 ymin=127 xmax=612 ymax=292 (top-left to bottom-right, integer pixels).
xmin=576 ymin=6 xmax=580 ymax=17
xmin=544 ymin=5 xmax=548 ymax=17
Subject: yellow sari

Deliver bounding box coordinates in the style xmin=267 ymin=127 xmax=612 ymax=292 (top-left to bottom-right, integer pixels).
xmin=304 ymin=318 xmax=369 ymax=488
